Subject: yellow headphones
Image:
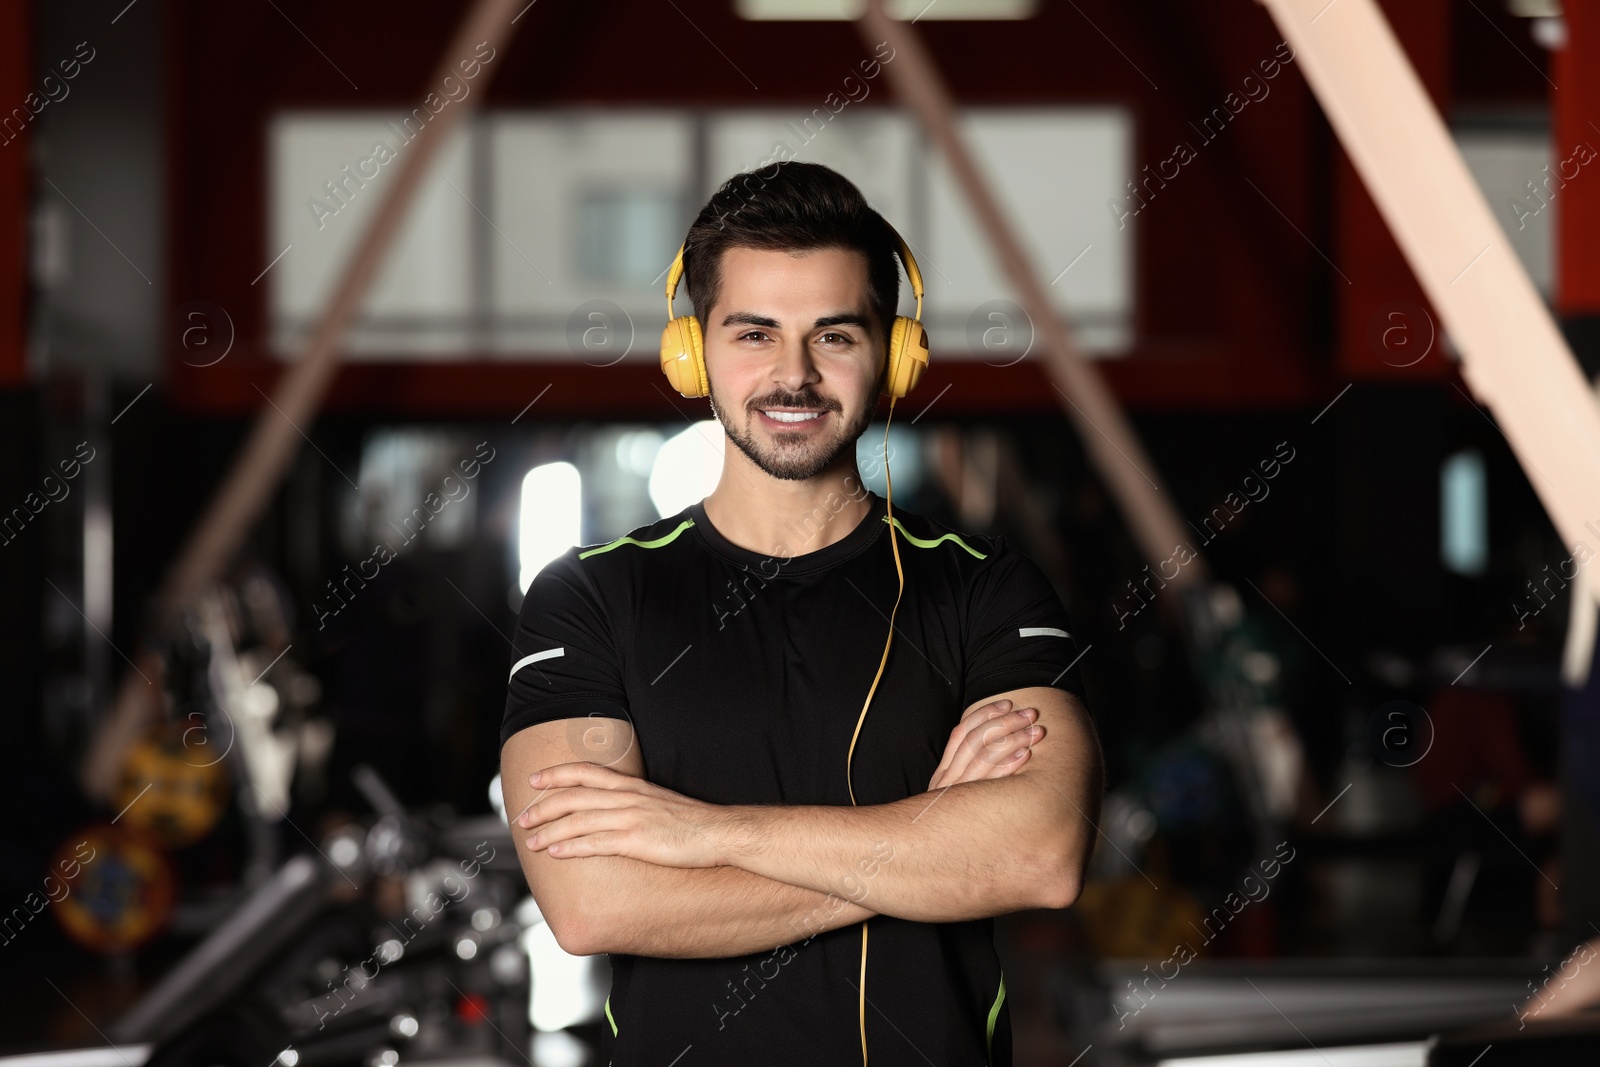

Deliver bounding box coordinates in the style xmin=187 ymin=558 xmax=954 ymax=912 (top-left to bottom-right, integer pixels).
xmin=660 ymin=225 xmax=929 ymax=1065
xmin=658 ymin=225 xmax=931 ymax=400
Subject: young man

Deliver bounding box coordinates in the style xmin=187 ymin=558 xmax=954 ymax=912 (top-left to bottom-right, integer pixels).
xmin=500 ymin=162 xmax=1102 ymax=1066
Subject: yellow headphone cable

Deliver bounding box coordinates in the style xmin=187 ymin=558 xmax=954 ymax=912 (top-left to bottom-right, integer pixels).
xmin=845 ymin=398 xmax=904 ymax=1067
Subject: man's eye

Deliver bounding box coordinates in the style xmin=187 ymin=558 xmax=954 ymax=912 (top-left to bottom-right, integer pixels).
xmin=819 ymin=332 xmax=854 ymax=345
xmin=738 ymin=331 xmax=768 ymax=343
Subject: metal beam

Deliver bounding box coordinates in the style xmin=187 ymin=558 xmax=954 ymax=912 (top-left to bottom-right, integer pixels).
xmin=1254 ymin=0 xmax=1600 ymax=606
xmin=82 ymin=0 xmax=529 ymax=801
xmin=857 ymin=0 xmax=1207 ymax=588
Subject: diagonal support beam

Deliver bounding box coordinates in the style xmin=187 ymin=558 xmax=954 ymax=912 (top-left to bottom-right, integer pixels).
xmin=1255 ymin=0 xmax=1600 ymax=606
xmin=82 ymin=0 xmax=529 ymax=801
xmin=857 ymin=0 xmax=1206 ymax=589
xmin=158 ymin=0 xmax=526 ymax=626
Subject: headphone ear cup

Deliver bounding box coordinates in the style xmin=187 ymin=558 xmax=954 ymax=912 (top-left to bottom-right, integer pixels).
xmin=883 ymin=316 xmax=930 ymax=399
xmin=660 ymin=315 xmax=708 ymax=398
xmin=883 ymin=317 xmax=907 ymax=398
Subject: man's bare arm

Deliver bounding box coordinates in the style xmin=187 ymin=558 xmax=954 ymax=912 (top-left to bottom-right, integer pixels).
xmin=713 ymin=687 xmax=1102 ymax=924
xmin=502 ymin=696 xmax=1048 ymax=957
xmin=502 ymin=717 xmax=872 ymax=958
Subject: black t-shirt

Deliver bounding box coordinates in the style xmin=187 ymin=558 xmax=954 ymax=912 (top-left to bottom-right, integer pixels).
xmin=501 ymin=490 xmax=1088 ymax=1066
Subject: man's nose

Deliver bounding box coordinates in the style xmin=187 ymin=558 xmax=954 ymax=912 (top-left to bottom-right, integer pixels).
xmin=771 ymin=338 xmax=817 ymax=392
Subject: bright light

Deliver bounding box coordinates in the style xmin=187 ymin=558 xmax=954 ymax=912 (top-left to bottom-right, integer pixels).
xmin=523 ymin=920 xmax=605 ymax=1032
xmin=648 ymin=421 xmax=723 ymax=518
xmin=487 ymin=773 xmax=506 ymax=826
xmin=1440 ymin=449 xmax=1487 ymax=576
xmin=856 ymin=422 xmax=922 ymax=499
xmin=615 ymin=429 xmax=664 ymax=477
xmin=328 ymin=836 xmax=361 ymax=867
xmin=519 ymin=462 xmax=582 ymax=592
xmin=530 ymin=1030 xmax=588 ymax=1067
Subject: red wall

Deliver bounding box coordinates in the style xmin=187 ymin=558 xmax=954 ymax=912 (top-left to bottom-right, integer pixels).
xmin=1555 ymin=2 xmax=1600 ymax=316
xmin=162 ymin=0 xmax=1505 ymax=418
xmin=1333 ymin=0 xmax=1454 ymax=383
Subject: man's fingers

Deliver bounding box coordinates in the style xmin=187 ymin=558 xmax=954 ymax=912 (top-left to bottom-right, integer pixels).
xmin=529 ymin=762 xmax=656 ymax=807
xmin=930 ymin=708 xmax=1040 ymax=789
xmin=527 ymin=809 xmax=620 ymax=853
xmin=958 ymin=708 xmax=1037 ymax=771
xmin=958 ymin=698 xmax=1014 ymax=732
xmin=956 ymin=717 xmax=1041 ymax=781
xmin=971 ymin=735 xmax=1036 ymax=780
xmin=531 ymin=760 xmax=617 ymax=787
xmin=517 ymin=785 xmax=635 ymax=829
xmin=972 ymin=711 xmax=1040 ymax=767
xmin=929 ymin=699 xmax=1013 ymax=783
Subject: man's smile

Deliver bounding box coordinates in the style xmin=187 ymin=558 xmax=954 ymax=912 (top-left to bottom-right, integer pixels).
xmin=757 ymin=408 xmax=829 ymax=427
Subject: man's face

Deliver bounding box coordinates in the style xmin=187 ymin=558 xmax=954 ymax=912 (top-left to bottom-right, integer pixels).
xmin=703 ymin=245 xmax=883 ymax=483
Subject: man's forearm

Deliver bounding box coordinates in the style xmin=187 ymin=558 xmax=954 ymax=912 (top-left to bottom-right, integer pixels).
xmin=574 ymin=855 xmax=876 ymax=958
xmin=718 ymin=777 xmax=1082 ymax=924
xmin=714 ymin=689 xmax=1099 ymax=923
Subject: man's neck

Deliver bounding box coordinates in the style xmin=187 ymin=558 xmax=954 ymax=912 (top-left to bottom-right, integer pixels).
xmin=701 ymin=465 xmax=874 ymax=558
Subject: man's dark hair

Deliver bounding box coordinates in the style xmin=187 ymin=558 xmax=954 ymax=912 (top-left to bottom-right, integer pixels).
xmin=680 ymin=161 xmax=902 ymax=352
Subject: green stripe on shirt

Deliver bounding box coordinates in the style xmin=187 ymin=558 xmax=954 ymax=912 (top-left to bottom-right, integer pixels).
xmin=579 ymin=518 xmax=696 ymax=560
xmin=986 ymin=971 xmax=1006 ymax=1065
xmin=883 ymin=514 xmax=988 ymax=559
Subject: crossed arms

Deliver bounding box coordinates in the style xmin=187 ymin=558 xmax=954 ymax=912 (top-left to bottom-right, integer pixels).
xmin=499 ymin=685 xmax=1102 ymax=959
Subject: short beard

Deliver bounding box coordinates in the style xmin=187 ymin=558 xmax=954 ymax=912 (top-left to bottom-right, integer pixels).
xmin=709 ymin=380 xmax=876 ymax=482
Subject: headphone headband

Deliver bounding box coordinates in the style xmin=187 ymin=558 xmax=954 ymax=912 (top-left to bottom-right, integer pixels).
xmin=665 ymin=224 xmax=925 ymax=323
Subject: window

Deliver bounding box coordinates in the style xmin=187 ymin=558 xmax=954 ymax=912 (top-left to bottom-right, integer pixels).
xmin=1454 ymin=116 xmax=1555 ymax=299
xmin=268 ymin=107 xmax=1132 ymax=359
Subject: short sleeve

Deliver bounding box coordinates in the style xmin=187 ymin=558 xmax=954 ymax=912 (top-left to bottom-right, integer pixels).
xmin=961 ymin=536 xmax=1089 ymax=710
xmin=501 ymin=547 xmax=631 ymax=749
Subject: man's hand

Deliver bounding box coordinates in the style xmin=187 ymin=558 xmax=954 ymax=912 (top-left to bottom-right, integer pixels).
xmin=517 ymin=762 xmax=731 ymax=868
xmin=518 ymin=698 xmax=1045 ymax=870
xmin=928 ymin=697 xmax=1044 ymax=790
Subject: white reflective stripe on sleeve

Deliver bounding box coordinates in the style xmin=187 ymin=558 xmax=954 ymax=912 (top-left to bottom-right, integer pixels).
xmin=1018 ymin=627 xmax=1071 ymax=639
xmin=509 ymin=647 xmax=565 ymax=681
